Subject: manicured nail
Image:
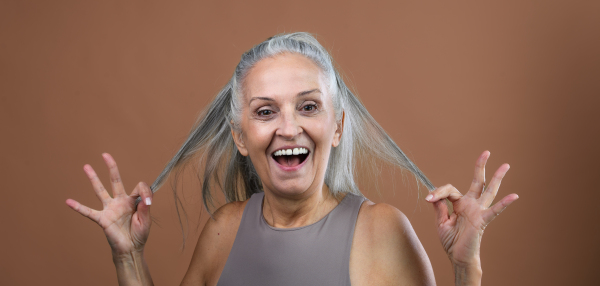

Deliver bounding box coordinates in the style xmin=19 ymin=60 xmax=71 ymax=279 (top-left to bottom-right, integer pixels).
xmin=425 ymin=194 xmax=433 ymax=201
xmin=145 ymin=197 xmax=152 ymax=206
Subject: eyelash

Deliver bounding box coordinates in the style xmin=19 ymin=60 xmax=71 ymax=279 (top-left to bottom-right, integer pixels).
xmin=257 ymin=109 xmax=273 ymax=116
xmin=302 ymin=103 xmax=317 ymax=112
xmin=255 ymin=103 xmax=318 ymax=118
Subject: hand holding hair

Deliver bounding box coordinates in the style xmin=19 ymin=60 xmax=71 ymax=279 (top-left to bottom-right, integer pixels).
xmin=426 ymin=151 xmax=519 ymax=285
xmin=65 ymin=153 xmax=154 ymax=285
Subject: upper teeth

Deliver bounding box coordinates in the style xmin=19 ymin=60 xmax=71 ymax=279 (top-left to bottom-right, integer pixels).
xmin=273 ymin=148 xmax=309 ymax=156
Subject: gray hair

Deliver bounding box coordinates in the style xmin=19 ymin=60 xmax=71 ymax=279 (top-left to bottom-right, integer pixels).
xmin=145 ymin=32 xmax=435 ymax=227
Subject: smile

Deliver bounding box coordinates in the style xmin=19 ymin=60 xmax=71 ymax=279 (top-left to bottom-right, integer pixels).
xmin=271 ymin=147 xmax=310 ymax=169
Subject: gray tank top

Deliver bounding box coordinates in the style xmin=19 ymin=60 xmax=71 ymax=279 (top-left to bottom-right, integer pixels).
xmin=217 ymin=192 xmax=367 ymax=286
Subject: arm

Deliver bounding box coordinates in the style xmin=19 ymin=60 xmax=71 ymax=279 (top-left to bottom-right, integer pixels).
xmin=113 ymin=251 xmax=154 ymax=286
xmin=180 ymin=200 xmax=246 ymax=286
xmin=352 ymin=202 xmax=436 ymax=285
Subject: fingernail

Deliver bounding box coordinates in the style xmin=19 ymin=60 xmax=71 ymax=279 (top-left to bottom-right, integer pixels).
xmin=145 ymin=197 xmax=152 ymax=206
xmin=425 ymin=194 xmax=433 ymax=201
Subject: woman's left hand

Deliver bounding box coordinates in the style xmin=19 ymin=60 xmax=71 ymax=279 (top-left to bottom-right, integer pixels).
xmin=426 ymin=151 xmax=519 ymax=269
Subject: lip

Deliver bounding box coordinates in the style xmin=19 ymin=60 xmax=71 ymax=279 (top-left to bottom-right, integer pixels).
xmin=270 ymin=145 xmax=311 ymax=172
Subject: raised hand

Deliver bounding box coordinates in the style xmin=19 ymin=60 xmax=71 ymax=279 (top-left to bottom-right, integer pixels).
xmin=425 ymin=151 xmax=519 ymax=271
xmin=66 ymin=153 xmax=153 ymax=256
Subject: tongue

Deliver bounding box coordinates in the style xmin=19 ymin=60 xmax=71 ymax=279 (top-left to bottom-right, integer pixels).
xmin=276 ymin=155 xmax=302 ymax=166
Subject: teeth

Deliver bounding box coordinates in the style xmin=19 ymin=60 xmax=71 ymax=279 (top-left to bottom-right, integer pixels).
xmin=273 ymin=148 xmax=309 ymax=156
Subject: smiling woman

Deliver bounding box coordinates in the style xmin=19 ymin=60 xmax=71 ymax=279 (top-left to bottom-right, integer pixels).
xmin=66 ymin=32 xmax=518 ymax=286
xmin=148 ymin=33 xmax=435 ymax=213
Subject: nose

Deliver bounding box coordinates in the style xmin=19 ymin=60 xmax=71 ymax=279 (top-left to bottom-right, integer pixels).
xmin=276 ymin=111 xmax=302 ymax=139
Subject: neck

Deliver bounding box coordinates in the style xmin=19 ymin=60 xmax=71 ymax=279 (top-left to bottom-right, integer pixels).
xmin=262 ymin=183 xmax=341 ymax=228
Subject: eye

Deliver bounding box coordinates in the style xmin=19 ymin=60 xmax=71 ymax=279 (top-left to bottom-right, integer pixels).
xmin=257 ymin=109 xmax=273 ymax=116
xmin=302 ymin=104 xmax=317 ymax=112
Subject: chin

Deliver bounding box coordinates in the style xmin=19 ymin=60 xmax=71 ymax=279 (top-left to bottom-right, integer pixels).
xmin=267 ymin=179 xmax=315 ymax=198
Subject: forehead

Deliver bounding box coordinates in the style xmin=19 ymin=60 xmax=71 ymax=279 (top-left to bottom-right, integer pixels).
xmin=243 ymin=53 xmax=326 ymax=101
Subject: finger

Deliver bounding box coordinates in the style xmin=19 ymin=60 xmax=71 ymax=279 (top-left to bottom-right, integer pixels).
xmin=425 ymin=184 xmax=463 ymax=203
xmin=130 ymin=182 xmax=152 ymax=228
xmin=102 ymin=153 xmax=126 ymax=197
xmin=479 ymin=163 xmax=510 ymax=207
xmin=65 ymin=199 xmax=101 ymax=223
xmin=136 ymin=182 xmax=153 ymax=227
xmin=467 ymin=151 xmax=490 ymax=198
xmin=432 ymin=199 xmax=450 ymax=226
xmin=482 ymin=193 xmax=519 ymax=225
xmin=83 ymin=164 xmax=111 ymax=204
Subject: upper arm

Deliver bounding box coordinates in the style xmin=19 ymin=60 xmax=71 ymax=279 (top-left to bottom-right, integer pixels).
xmin=352 ymin=203 xmax=436 ymax=286
xmin=180 ymin=201 xmax=246 ymax=286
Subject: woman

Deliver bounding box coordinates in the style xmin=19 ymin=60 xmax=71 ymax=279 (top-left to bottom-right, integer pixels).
xmin=66 ymin=32 xmax=518 ymax=285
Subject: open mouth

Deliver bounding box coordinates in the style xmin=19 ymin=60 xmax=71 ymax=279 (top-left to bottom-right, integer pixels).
xmin=272 ymin=147 xmax=310 ymax=167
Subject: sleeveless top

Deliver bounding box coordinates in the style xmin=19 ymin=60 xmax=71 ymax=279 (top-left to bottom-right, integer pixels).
xmin=217 ymin=192 xmax=367 ymax=286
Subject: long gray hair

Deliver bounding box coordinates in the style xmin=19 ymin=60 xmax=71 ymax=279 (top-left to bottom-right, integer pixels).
xmin=146 ymin=32 xmax=434 ymax=226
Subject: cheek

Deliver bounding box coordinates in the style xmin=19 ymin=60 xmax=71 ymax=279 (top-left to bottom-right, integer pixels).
xmin=243 ymin=122 xmax=274 ymax=151
xmin=303 ymin=118 xmax=337 ymax=146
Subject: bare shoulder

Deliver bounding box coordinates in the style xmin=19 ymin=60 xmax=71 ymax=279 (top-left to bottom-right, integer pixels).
xmin=350 ymin=200 xmax=436 ymax=286
xmin=356 ymin=201 xmax=411 ymax=233
xmin=353 ymin=201 xmax=418 ymax=258
xmin=180 ymin=199 xmax=249 ymax=286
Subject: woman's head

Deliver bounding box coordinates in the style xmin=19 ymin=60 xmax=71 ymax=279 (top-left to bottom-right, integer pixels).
xmin=149 ymin=32 xmax=434 ymax=217
xmin=230 ymin=52 xmax=343 ymax=198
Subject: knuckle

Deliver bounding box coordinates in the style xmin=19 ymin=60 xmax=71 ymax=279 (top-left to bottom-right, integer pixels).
xmin=493 ymin=208 xmax=502 ymax=217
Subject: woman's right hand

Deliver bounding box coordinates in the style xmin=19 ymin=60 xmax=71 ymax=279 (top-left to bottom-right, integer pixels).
xmin=66 ymin=153 xmax=153 ymax=257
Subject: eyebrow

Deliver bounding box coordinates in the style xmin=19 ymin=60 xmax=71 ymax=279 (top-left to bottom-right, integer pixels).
xmin=248 ymin=89 xmax=321 ymax=104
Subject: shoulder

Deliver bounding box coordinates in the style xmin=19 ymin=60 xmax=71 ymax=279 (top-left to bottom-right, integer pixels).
xmin=209 ymin=199 xmax=248 ymax=229
xmin=180 ymin=199 xmax=249 ymax=286
xmin=354 ymin=201 xmax=417 ymax=254
xmin=351 ymin=200 xmax=436 ymax=285
xmin=356 ymin=200 xmax=411 ymax=233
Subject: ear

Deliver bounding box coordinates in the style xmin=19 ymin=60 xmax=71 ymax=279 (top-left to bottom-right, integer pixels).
xmin=231 ymin=128 xmax=249 ymax=156
xmin=332 ymin=110 xmax=345 ymax=147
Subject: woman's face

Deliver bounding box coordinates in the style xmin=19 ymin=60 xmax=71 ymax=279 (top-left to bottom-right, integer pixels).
xmin=232 ymin=53 xmax=342 ymax=198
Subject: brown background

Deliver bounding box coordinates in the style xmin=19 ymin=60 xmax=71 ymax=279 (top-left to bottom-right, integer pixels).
xmin=1 ymin=1 xmax=599 ymax=285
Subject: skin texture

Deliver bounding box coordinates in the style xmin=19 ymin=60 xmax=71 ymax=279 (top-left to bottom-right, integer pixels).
xmin=66 ymin=53 xmax=519 ymax=286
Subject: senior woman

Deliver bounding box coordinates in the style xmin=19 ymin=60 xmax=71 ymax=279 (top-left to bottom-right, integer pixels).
xmin=66 ymin=32 xmax=518 ymax=285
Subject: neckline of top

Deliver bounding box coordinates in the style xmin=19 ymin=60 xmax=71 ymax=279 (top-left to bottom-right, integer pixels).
xmin=258 ymin=192 xmax=354 ymax=232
